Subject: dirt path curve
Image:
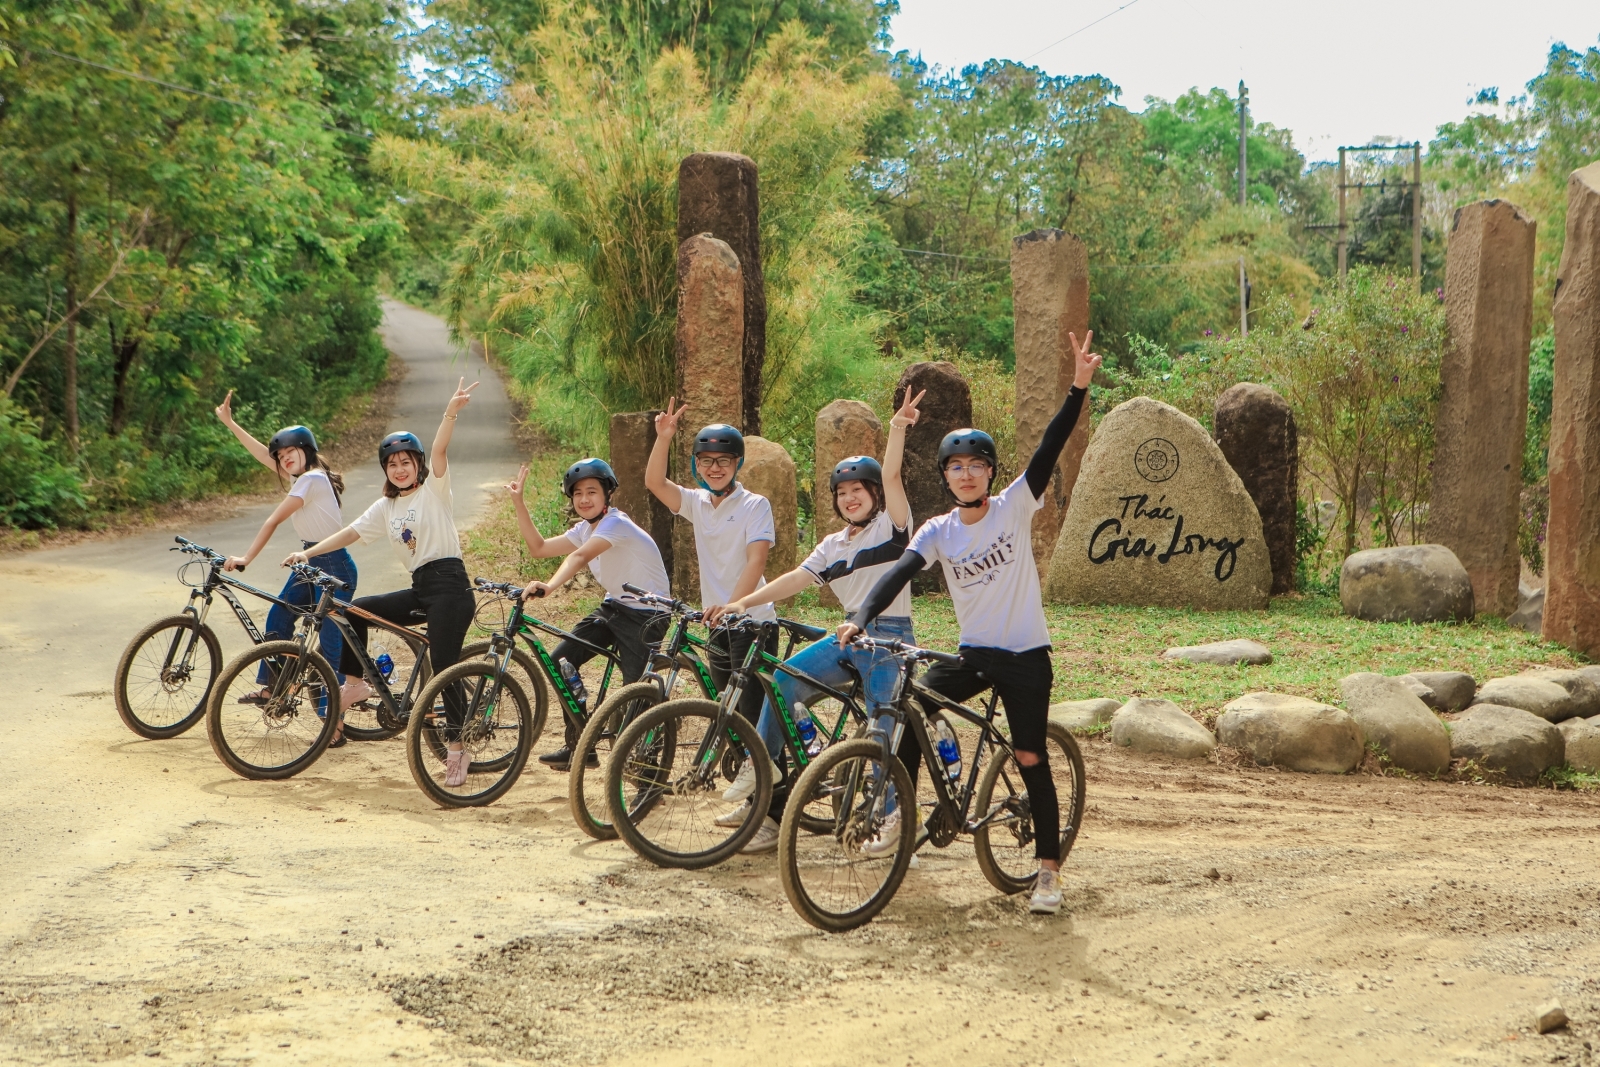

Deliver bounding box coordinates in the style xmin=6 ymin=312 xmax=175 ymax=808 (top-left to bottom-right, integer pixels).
xmin=3 ymin=304 xmax=1600 ymax=1067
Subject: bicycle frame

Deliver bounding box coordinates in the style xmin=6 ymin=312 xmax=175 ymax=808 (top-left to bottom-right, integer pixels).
xmin=321 ymin=602 xmax=431 ymax=726
xmin=746 ymin=642 xmax=868 ymax=776
xmin=480 ymin=597 xmax=624 ymax=729
xmin=899 ymin=679 xmax=1012 ymax=835
xmin=161 ymin=545 xmax=311 ymax=685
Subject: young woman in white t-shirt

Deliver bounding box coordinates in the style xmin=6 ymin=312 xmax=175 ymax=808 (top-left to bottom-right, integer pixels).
xmin=285 ymin=379 xmax=479 ymax=782
xmin=503 ymin=457 xmax=671 ymax=771
xmin=705 ymin=388 xmax=925 ymax=852
xmin=839 ymin=332 xmax=1103 ymax=916
xmin=215 ymin=393 xmax=356 ymax=732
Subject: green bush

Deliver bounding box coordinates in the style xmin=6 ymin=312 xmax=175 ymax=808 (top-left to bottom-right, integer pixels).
xmin=0 ymin=398 xmax=86 ymax=527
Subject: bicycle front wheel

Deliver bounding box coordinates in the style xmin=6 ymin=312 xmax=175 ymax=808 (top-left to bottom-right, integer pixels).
xmin=460 ymin=640 xmax=548 ymax=747
xmin=606 ymin=698 xmax=771 ymax=870
xmin=115 ymin=614 xmax=221 ymax=739
xmin=778 ymin=738 xmax=916 ymax=932
xmin=206 ymin=641 xmax=340 ymax=780
xmin=569 ymin=681 xmax=662 ymax=841
xmin=972 ymin=721 xmax=1087 ymax=895
xmin=405 ymin=660 xmax=533 ymax=808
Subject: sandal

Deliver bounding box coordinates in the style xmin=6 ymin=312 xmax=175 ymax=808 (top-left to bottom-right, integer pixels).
xmin=236 ymin=688 xmax=273 ymax=706
xmin=329 ymin=715 xmax=348 ymax=748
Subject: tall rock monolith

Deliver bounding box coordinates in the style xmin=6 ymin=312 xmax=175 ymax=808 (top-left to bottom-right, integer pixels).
xmin=1545 ymin=162 xmax=1600 ymax=657
xmin=814 ymin=400 xmax=885 ymax=608
xmin=678 ymin=153 xmax=765 ymax=436
xmin=742 ymin=436 xmax=797 ymax=604
xmin=1012 ymin=229 xmax=1092 ymax=580
xmin=610 ymin=411 xmax=675 ymax=576
xmin=894 ymin=362 xmax=972 ymax=594
xmin=1429 ymin=199 xmax=1536 ymax=617
xmin=672 ymin=233 xmax=744 ymax=602
xmin=1214 ymin=383 xmax=1298 ymax=596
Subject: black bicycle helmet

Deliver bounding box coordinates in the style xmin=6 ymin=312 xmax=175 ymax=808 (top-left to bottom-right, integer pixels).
xmin=937 ymin=428 xmax=998 ymax=508
xmin=691 ymin=423 xmax=744 ymax=493
xmin=268 ymin=425 xmax=317 ymax=458
xmin=830 ymin=455 xmax=885 ymax=527
xmin=378 ymin=431 xmax=425 ymax=465
xmin=563 ymin=457 xmax=618 ymax=497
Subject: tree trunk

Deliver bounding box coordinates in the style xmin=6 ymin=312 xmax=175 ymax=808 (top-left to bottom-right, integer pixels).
xmin=64 ymin=190 xmax=79 ymax=452
xmin=109 ymin=328 xmax=140 ymax=436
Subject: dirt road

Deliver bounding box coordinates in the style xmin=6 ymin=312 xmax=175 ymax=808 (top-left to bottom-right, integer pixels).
xmin=3 ymin=304 xmax=1599 ymax=1066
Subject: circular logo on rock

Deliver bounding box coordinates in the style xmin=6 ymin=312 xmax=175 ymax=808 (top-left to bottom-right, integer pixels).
xmin=1134 ymin=438 xmax=1180 ymax=483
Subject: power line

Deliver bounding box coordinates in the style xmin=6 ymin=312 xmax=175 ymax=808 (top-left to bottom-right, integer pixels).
xmin=896 ymin=246 xmax=1245 ymax=271
xmin=2 ymin=39 xmax=370 ymax=139
xmin=1022 ymin=0 xmax=1144 ymax=63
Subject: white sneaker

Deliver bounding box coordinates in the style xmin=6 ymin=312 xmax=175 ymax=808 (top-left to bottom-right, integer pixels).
xmin=739 ymin=816 xmax=780 ymax=854
xmin=713 ymin=800 xmax=751 ymax=828
xmin=722 ymin=755 xmax=776 ymax=802
xmin=1030 ymin=866 xmax=1062 ymax=915
xmin=860 ymin=808 xmax=901 ymax=856
xmin=445 ymin=750 xmax=468 ymax=788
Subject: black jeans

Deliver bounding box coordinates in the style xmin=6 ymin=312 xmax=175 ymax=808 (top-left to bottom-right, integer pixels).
xmin=341 ymin=558 xmax=474 ymax=737
xmin=550 ymin=599 xmax=667 ymax=747
xmin=910 ymin=645 xmax=1060 ymax=861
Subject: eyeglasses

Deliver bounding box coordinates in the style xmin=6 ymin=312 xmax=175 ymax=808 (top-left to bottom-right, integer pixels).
xmin=697 ymin=455 xmax=738 ymax=471
xmin=944 ymin=462 xmax=991 ymax=477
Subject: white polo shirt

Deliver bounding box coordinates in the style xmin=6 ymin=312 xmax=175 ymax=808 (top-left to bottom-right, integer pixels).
xmin=675 ymin=484 xmax=777 ymax=621
xmin=565 ymin=509 xmax=671 ymax=608
xmin=800 ymin=508 xmax=913 ymax=618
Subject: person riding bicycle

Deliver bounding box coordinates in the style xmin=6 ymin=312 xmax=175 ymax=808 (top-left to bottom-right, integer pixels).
xmin=215 ymin=393 xmax=357 ymax=731
xmin=284 ymin=379 xmax=480 ymax=786
xmin=838 ymin=331 xmax=1102 ymax=916
xmin=644 ymin=403 xmax=780 ymax=820
xmin=705 ymin=388 xmax=925 ymax=853
xmin=504 ymin=457 xmax=672 ymax=771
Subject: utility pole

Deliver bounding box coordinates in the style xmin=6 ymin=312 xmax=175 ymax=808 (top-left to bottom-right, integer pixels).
xmin=1238 ymin=80 xmax=1249 ymax=337
xmin=1337 ymin=147 xmax=1347 ymax=281
xmin=1411 ymin=142 xmax=1422 ymax=288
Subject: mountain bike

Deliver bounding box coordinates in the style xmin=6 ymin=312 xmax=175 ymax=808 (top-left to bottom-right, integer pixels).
xmin=204 ymin=563 xmax=432 ymax=779
xmin=603 ymin=613 xmax=845 ymax=870
xmin=777 ymin=637 xmax=1087 ymax=932
xmin=113 ymin=536 xmax=308 ymax=739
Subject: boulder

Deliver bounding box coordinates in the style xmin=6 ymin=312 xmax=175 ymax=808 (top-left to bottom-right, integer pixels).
xmin=1339 ymin=544 xmax=1475 ymax=623
xmin=813 ymin=399 xmax=884 ymax=608
xmin=893 ymin=362 xmax=972 ymax=594
xmin=1473 ymin=671 xmax=1598 ymax=722
xmin=1507 ymin=581 xmax=1544 ymax=634
xmin=1046 ymin=397 xmax=1272 ymax=610
xmin=1161 ymin=639 xmax=1272 ymax=666
xmin=1012 ymin=229 xmax=1092 ymax=579
xmin=1214 ymin=383 xmax=1298 ymax=596
xmin=741 ymin=436 xmax=797 ymax=591
xmin=1557 ymin=717 xmax=1600 ymax=773
xmin=1429 ymin=199 xmax=1536 ymax=617
xmin=1526 ymin=668 xmax=1600 ymax=718
xmin=1339 ymin=673 xmax=1452 ymax=774
xmin=1049 ymin=698 xmax=1123 ymax=733
xmin=1400 ymin=671 xmax=1476 ymax=713
xmin=678 ymin=153 xmax=766 ymax=434
xmin=1448 ymin=704 xmax=1565 ymax=780
xmin=1544 ymin=161 xmax=1600 ymax=658
xmin=1216 ymin=693 xmax=1364 ymax=773
xmin=609 ymin=411 xmax=675 ymax=575
xmin=1110 ymin=698 xmax=1216 ymax=760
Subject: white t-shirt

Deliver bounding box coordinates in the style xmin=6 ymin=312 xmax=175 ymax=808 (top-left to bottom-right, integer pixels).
xmin=907 ymin=474 xmax=1049 ymax=651
xmin=801 ymin=508 xmax=913 ymax=618
xmin=349 ymin=468 xmax=460 ymax=572
xmin=674 ymin=484 xmax=777 ymax=621
xmin=287 ymin=469 xmax=344 ymax=543
xmin=565 ymin=509 xmax=671 ymax=608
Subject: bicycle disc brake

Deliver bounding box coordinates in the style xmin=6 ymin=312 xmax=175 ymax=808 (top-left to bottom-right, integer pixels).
xmin=925 ymin=804 xmax=959 ymax=848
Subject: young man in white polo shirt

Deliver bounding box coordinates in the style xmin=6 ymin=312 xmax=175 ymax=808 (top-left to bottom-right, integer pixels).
xmin=645 ymin=402 xmax=780 ymax=840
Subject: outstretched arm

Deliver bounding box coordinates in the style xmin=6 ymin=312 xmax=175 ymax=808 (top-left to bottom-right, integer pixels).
xmin=1023 ymin=330 xmax=1102 ymax=499
xmin=882 ymin=389 xmax=921 ymax=528
xmin=523 ymin=537 xmax=609 ymax=600
xmin=226 ymin=495 xmax=305 ymax=571
xmin=214 ymin=391 xmax=275 ymax=472
xmin=431 ymin=377 xmax=480 ymax=478
xmin=645 ymin=398 xmax=687 ymax=514
xmin=504 ymin=464 xmax=576 ymax=559
xmin=705 ymin=566 xmax=814 ymax=625
xmin=834 ymin=550 xmax=925 ymax=645
xmin=282 ymin=526 xmax=360 ymax=567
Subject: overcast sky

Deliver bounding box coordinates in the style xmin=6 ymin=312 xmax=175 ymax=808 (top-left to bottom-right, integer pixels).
xmin=888 ymin=0 xmax=1599 ymax=162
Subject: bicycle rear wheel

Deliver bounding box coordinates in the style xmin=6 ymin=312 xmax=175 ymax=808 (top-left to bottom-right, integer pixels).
xmin=606 ymin=698 xmax=771 ymax=870
xmin=778 ymin=738 xmax=916 ymax=932
xmin=206 ymin=641 xmax=340 ymax=780
xmin=972 ymin=722 xmax=1087 ymax=895
xmin=114 ymin=614 xmax=221 ymax=739
xmin=569 ymin=681 xmax=661 ymax=841
xmin=406 ymin=660 xmax=533 ymax=807
xmin=342 ymin=631 xmax=430 ymax=741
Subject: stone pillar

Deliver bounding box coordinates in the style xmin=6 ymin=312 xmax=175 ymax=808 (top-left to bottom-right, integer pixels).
xmin=1545 ymin=162 xmax=1600 ymax=656
xmin=894 ymin=361 xmax=972 ymax=593
xmin=672 ymin=233 xmax=744 ymax=602
xmin=742 ymin=436 xmax=797 ymax=605
xmin=1429 ymin=199 xmax=1536 ymax=617
xmin=678 ymin=152 xmax=765 ymax=436
xmin=1012 ymin=228 xmax=1092 ymax=580
xmin=813 ymin=399 xmax=885 ymax=607
xmin=1214 ymin=383 xmax=1298 ymax=596
xmin=609 ymin=411 xmax=675 ymax=576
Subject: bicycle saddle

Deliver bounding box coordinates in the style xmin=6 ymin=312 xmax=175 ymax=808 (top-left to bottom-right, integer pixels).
xmin=777 ymin=618 xmax=828 ymax=643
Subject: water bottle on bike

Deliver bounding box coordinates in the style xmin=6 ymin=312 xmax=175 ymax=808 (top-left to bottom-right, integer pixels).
xmin=794 ymin=703 xmax=823 ymax=757
xmin=558 ymin=658 xmax=588 ymax=713
xmin=935 ymin=718 xmax=961 ymax=783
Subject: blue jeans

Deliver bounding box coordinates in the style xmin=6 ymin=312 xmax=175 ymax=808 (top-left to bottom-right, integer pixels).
xmin=755 ymin=614 xmax=914 ymax=761
xmin=257 ymin=546 xmax=357 ymax=685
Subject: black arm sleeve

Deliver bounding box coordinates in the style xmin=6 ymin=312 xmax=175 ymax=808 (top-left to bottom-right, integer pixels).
xmin=1024 ymin=385 xmax=1088 ymax=499
xmin=852 ymin=550 xmax=926 ymax=631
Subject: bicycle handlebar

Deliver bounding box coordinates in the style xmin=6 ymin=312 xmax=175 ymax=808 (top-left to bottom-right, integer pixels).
xmin=472 ymin=577 xmax=542 ymax=599
xmin=847 ymin=635 xmax=961 ymax=665
xmin=289 ymin=562 xmax=350 ymax=591
xmin=172 ymin=536 xmax=242 ymax=571
xmin=620 ymin=583 xmax=693 ymax=613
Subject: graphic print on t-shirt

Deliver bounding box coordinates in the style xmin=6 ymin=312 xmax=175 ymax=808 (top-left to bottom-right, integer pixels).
xmin=390 ymin=509 xmax=419 ymax=555
xmin=947 ymin=529 xmax=1019 ymax=589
